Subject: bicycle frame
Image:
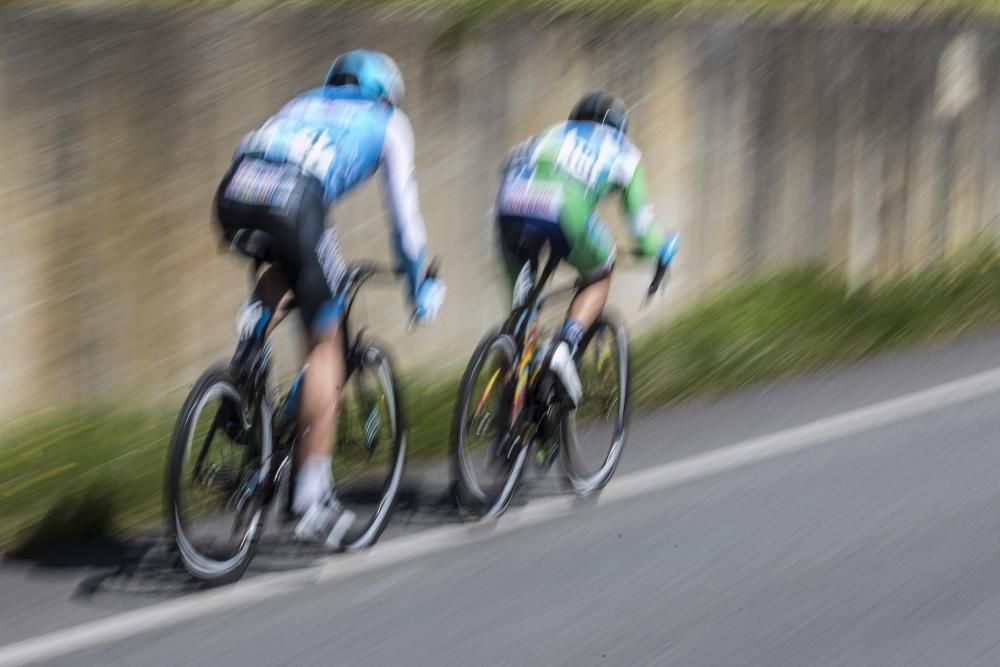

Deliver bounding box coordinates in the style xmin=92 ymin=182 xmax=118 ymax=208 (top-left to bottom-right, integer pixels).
xmin=511 ymin=312 xmax=541 ymax=424
xmin=470 ymin=306 xmax=545 ymax=437
xmin=497 ymin=252 xmax=580 ymax=431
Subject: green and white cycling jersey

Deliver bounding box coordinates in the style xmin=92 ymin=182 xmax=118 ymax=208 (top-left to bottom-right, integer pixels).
xmin=496 ymin=120 xmax=665 ymax=275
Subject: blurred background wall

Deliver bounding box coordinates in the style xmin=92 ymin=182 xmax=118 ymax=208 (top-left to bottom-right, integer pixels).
xmin=2 ymin=8 xmax=999 ymax=418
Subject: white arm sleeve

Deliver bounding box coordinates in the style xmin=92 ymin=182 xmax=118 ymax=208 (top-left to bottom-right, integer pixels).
xmin=609 ymin=137 xmax=642 ymax=187
xmin=380 ymin=110 xmax=428 ymax=274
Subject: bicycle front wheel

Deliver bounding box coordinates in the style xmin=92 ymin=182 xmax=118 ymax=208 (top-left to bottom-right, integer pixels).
xmin=451 ymin=330 xmax=528 ymax=520
xmin=165 ymin=366 xmax=271 ymax=584
xmin=560 ymin=316 xmax=629 ymax=496
xmin=330 ymin=343 xmax=406 ymax=552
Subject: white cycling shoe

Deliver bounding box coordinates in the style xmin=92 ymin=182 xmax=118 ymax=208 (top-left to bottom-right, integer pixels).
xmin=544 ymin=340 xmax=582 ymax=408
xmin=294 ymin=492 xmax=356 ymax=549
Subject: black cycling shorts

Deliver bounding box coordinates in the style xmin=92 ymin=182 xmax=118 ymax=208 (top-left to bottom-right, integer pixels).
xmin=497 ymin=214 xmax=614 ymax=292
xmin=215 ymin=156 xmax=346 ymax=333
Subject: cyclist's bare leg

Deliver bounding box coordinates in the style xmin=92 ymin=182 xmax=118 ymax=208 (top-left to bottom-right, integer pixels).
xmin=565 ymin=274 xmax=611 ymax=336
xmin=293 ymin=324 xmax=346 ymax=513
xmin=299 ymin=326 xmax=345 ymax=460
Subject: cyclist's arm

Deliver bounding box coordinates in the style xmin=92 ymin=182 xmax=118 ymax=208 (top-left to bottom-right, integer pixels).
xmin=380 ymin=109 xmax=430 ymax=296
xmin=622 ymin=163 xmax=665 ymax=257
xmin=611 ymin=144 xmax=665 ymax=258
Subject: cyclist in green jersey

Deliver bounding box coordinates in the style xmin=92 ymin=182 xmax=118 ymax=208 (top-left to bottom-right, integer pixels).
xmin=495 ymin=91 xmax=679 ymax=404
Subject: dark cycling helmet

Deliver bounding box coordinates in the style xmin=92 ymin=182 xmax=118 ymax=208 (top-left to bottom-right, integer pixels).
xmin=569 ymin=91 xmax=630 ymax=134
xmin=324 ymin=50 xmax=405 ymax=107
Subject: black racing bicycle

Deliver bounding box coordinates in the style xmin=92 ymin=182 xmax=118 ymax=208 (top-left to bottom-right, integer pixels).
xmin=166 ymin=262 xmax=408 ymax=584
xmin=451 ymin=251 xmax=667 ymax=520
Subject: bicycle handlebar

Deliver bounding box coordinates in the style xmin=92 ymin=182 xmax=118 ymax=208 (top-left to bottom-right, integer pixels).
xmin=530 ymin=261 xmax=669 ymax=314
xmin=346 ymin=256 xmax=442 ymax=331
xmin=344 ymin=255 xmax=440 ymax=290
xmin=341 ymin=262 xmax=398 ymax=299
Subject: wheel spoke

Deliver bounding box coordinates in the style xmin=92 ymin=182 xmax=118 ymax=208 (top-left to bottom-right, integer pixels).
xmin=473 ymin=368 xmax=503 ymax=421
xmin=192 ymin=416 xmax=222 ymax=480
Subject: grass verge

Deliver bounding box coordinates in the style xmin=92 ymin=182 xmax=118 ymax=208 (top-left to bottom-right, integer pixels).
xmin=633 ymin=245 xmax=1000 ymax=405
xmin=4 ymin=244 xmax=1000 ymax=553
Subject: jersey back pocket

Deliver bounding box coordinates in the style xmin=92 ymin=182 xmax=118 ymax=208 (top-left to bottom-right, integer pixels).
xmin=225 ymin=159 xmax=299 ymax=210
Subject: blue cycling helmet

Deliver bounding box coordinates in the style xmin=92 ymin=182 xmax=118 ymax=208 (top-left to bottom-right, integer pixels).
xmin=324 ymin=50 xmax=405 ymax=107
xmin=570 ymin=91 xmax=630 ymax=134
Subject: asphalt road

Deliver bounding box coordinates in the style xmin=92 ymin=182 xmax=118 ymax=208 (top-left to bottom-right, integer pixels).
xmin=5 ymin=331 xmax=1000 ymax=665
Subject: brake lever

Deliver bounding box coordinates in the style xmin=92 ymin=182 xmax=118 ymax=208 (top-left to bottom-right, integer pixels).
xmin=425 ymin=257 xmax=441 ymax=281
xmin=643 ymin=264 xmax=669 ymax=307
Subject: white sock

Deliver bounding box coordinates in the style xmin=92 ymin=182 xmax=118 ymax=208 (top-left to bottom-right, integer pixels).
xmin=293 ymin=456 xmax=332 ymax=516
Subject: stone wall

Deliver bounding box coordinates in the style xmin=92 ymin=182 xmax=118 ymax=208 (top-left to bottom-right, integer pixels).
xmin=2 ymin=8 xmax=998 ymax=416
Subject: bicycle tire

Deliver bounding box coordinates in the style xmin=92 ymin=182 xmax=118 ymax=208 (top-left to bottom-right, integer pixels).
xmin=560 ymin=316 xmax=630 ymax=496
xmin=451 ymin=330 xmax=528 ymax=520
xmin=332 ymin=342 xmax=406 ymax=552
xmin=165 ymin=365 xmax=271 ymax=584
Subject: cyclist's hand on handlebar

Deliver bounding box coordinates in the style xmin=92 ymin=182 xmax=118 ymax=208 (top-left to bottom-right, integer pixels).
xmin=413 ymin=276 xmax=446 ymax=325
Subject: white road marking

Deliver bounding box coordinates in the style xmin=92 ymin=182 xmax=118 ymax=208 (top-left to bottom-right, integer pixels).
xmin=4 ymin=365 xmax=1000 ymax=665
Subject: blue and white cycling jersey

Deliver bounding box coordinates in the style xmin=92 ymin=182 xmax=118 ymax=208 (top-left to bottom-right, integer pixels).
xmin=234 ymin=85 xmax=429 ymax=289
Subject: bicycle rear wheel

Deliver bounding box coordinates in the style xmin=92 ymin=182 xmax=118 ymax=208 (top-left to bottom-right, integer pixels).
xmin=451 ymin=330 xmax=528 ymax=519
xmin=560 ymin=316 xmax=629 ymax=496
xmin=330 ymin=343 xmax=406 ymax=552
xmin=166 ymin=366 xmax=271 ymax=584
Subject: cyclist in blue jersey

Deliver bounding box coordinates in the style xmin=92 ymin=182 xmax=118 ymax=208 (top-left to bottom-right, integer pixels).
xmin=215 ymin=50 xmax=445 ymax=547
